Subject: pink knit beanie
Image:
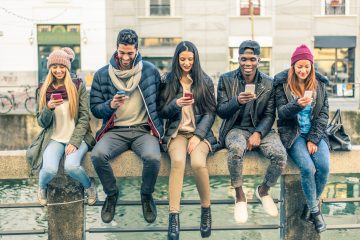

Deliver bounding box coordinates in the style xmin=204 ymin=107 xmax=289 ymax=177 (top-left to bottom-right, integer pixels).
xmin=291 ymin=44 xmax=313 ymax=65
xmin=47 ymin=47 xmax=75 ymax=70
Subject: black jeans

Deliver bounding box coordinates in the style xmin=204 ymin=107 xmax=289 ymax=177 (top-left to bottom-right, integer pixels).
xmin=91 ymin=126 xmax=161 ymax=196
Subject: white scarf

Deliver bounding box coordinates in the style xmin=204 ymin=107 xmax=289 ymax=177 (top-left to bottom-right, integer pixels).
xmin=108 ymin=61 xmax=143 ymax=92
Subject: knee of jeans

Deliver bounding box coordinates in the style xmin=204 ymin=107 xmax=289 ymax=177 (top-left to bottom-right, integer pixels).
xmin=318 ymin=163 xmax=330 ymax=176
xmin=64 ymin=164 xmax=80 ymax=175
xmin=91 ymin=148 xmax=108 ymax=166
xmin=41 ymin=167 xmax=57 ymax=177
xmin=300 ymin=164 xmax=316 ymax=177
xmin=141 ymin=153 xmax=161 ymax=162
xmin=273 ymin=152 xmax=287 ymax=170
xmin=228 ymin=146 xmax=245 ymax=159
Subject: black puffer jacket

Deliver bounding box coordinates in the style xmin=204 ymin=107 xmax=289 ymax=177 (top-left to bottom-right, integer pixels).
xmin=273 ymin=69 xmax=329 ymax=149
xmin=216 ymin=69 xmax=275 ymax=148
xmin=90 ymin=52 xmax=164 ymax=139
xmin=158 ymin=75 xmax=217 ymax=152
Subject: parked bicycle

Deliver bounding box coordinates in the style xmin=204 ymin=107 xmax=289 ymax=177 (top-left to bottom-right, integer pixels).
xmin=0 ymin=85 xmax=36 ymax=114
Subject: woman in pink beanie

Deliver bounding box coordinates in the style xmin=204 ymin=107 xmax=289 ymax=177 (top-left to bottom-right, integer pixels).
xmin=27 ymin=47 xmax=97 ymax=206
xmin=273 ymin=44 xmax=330 ymax=233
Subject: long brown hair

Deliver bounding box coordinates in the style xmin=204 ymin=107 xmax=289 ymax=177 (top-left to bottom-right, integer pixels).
xmin=287 ymin=64 xmax=317 ymax=97
xmin=39 ymin=68 xmax=78 ymax=119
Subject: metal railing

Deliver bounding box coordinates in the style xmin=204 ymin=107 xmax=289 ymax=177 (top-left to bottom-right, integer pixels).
xmin=1 ymin=178 xmax=360 ymax=238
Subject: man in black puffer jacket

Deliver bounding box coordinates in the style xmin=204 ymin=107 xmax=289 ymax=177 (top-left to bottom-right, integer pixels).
xmin=90 ymin=29 xmax=164 ymax=224
xmin=217 ymin=40 xmax=287 ymax=223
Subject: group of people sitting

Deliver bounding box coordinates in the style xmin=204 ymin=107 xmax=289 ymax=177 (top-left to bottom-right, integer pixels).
xmin=27 ymin=28 xmax=330 ymax=240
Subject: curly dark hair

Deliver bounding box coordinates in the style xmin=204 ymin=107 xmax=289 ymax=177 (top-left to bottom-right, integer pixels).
xmin=116 ymin=29 xmax=138 ymax=48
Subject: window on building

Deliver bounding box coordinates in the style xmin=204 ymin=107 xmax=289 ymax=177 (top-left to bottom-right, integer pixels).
xmin=37 ymin=24 xmax=81 ymax=82
xmin=229 ymin=47 xmax=271 ymax=75
xmin=324 ymin=0 xmax=346 ymax=15
xmin=314 ymin=47 xmax=355 ymax=97
xmin=140 ymin=37 xmax=181 ymax=47
xmin=150 ymin=0 xmax=171 ymax=16
xmin=240 ymin=0 xmax=260 ymax=16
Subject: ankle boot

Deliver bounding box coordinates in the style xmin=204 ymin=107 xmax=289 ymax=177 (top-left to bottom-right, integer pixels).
xmin=168 ymin=213 xmax=180 ymax=240
xmin=311 ymin=211 xmax=327 ymax=233
xmin=200 ymin=207 xmax=212 ymax=238
xmin=301 ymin=204 xmax=313 ymax=223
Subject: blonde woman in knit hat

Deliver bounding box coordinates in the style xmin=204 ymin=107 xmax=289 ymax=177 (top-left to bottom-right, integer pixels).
xmin=27 ymin=47 xmax=97 ymax=206
xmin=274 ymin=44 xmax=330 ymax=233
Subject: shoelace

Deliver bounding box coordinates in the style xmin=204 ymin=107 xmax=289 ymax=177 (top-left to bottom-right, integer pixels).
xmin=170 ymin=215 xmax=178 ymax=232
xmin=201 ymin=210 xmax=211 ymax=226
xmin=104 ymin=196 xmax=115 ymax=212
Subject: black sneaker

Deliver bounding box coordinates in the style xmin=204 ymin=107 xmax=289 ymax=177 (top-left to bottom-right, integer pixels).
xmin=141 ymin=193 xmax=157 ymax=223
xmin=101 ymin=191 xmax=119 ymax=223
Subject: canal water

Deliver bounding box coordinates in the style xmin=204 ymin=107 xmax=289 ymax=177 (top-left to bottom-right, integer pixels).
xmin=1 ymin=174 xmax=360 ymax=240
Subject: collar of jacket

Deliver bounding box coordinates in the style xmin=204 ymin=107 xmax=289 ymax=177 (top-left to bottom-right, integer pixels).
xmin=109 ymin=51 xmax=142 ymax=70
xmin=236 ymin=68 xmax=261 ymax=85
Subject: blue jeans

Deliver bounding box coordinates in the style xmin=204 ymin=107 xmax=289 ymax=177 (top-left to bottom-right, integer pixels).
xmin=288 ymin=135 xmax=330 ymax=212
xmin=39 ymin=140 xmax=90 ymax=189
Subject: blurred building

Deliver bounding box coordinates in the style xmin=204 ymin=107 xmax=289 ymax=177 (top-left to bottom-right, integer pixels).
xmin=0 ymin=0 xmax=107 ymax=88
xmin=105 ymin=0 xmax=360 ymax=109
xmin=0 ymin=0 xmax=359 ymax=110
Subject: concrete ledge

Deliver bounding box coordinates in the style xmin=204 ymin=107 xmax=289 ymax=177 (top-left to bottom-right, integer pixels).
xmin=1 ymin=148 xmax=360 ymax=179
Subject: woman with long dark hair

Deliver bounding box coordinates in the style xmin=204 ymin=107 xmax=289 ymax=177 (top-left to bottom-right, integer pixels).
xmin=159 ymin=41 xmax=217 ymax=240
xmin=27 ymin=47 xmax=97 ymax=206
xmin=274 ymin=44 xmax=330 ymax=233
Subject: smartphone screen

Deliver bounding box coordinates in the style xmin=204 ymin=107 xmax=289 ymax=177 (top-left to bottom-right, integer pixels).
xmin=244 ymin=84 xmax=255 ymax=94
xmin=184 ymin=92 xmax=193 ymax=99
xmin=117 ymin=90 xmax=127 ymax=97
xmin=51 ymin=93 xmax=62 ymax=100
xmin=304 ymin=91 xmax=313 ymax=98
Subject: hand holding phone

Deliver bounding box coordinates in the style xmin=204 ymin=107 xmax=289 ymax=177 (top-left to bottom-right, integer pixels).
xmin=51 ymin=93 xmax=63 ymax=100
xmin=244 ymin=84 xmax=256 ymax=94
xmin=48 ymin=93 xmax=63 ymax=109
xmin=304 ymin=90 xmax=313 ymax=98
xmin=117 ymin=90 xmax=127 ymax=97
xmin=184 ymin=91 xmax=193 ymax=100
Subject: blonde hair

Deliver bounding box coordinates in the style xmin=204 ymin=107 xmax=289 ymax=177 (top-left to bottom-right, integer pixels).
xmin=39 ymin=68 xmax=78 ymax=119
xmin=287 ymin=64 xmax=317 ymax=97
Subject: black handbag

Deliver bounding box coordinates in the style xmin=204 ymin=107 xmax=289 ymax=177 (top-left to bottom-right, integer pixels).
xmin=326 ymin=109 xmax=351 ymax=151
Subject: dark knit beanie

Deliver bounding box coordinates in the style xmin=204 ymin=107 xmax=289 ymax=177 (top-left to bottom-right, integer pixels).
xmin=47 ymin=47 xmax=75 ymax=70
xmin=291 ymin=44 xmax=313 ymax=65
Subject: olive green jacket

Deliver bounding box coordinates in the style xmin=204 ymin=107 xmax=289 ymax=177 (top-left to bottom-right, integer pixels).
xmin=26 ymin=81 xmax=96 ymax=176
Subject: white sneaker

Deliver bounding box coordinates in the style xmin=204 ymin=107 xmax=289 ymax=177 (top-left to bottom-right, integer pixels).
xmin=37 ymin=188 xmax=47 ymax=206
xmin=255 ymin=186 xmax=278 ymax=217
xmin=234 ymin=200 xmax=248 ymax=223
xmin=85 ymin=178 xmax=97 ymax=206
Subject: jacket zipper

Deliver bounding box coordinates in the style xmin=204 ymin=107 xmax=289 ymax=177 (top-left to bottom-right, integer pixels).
xmin=137 ymin=86 xmax=162 ymax=139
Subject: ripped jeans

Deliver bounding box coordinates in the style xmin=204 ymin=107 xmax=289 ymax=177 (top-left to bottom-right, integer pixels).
xmin=225 ymin=129 xmax=287 ymax=188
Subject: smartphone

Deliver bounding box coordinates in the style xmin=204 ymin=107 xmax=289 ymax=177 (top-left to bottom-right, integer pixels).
xmin=244 ymin=84 xmax=255 ymax=94
xmin=51 ymin=93 xmax=62 ymax=100
xmin=304 ymin=90 xmax=313 ymax=98
xmin=184 ymin=92 xmax=193 ymax=100
xmin=117 ymin=90 xmax=127 ymax=96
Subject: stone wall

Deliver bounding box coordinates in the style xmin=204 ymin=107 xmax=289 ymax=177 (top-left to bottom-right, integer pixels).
xmin=0 ymin=111 xmax=358 ymax=150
